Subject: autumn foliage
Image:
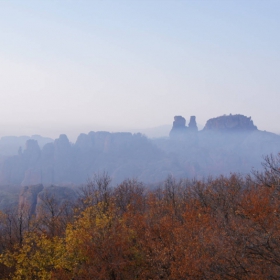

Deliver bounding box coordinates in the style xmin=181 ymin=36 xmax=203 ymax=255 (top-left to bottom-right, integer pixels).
xmin=0 ymin=154 xmax=280 ymax=279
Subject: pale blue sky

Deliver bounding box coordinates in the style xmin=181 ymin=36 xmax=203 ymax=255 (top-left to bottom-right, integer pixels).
xmin=0 ymin=0 xmax=279 ymax=140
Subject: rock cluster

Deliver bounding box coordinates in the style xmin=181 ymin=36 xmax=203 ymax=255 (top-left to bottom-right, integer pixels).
xmin=169 ymin=116 xmax=198 ymax=137
xmin=0 ymin=135 xmax=53 ymax=156
xmin=18 ymin=184 xmax=76 ymax=216
xmin=0 ymin=132 xmax=163 ymax=186
xmin=0 ymin=113 xmax=279 ymax=187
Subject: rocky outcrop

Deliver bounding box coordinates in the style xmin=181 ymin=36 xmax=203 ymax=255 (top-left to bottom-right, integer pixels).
xmin=20 ymin=140 xmax=45 ymax=186
xmin=74 ymin=131 xmax=163 ymax=183
xmin=172 ymin=116 xmax=187 ymax=129
xmin=203 ymin=114 xmax=258 ymax=132
xmin=23 ymin=140 xmax=41 ymax=167
xmin=0 ymin=139 xmax=42 ymax=186
xmin=18 ymin=184 xmax=76 ymax=216
xmin=169 ymin=115 xmax=198 ymax=137
xmin=53 ymin=134 xmax=76 ymax=184
xmin=0 ymin=132 xmax=164 ymax=185
xmin=0 ymin=135 xmax=53 ymax=156
xmin=188 ymin=116 xmax=198 ymax=131
xmin=18 ymin=184 xmax=43 ymax=215
xmin=0 ymin=114 xmax=279 ymax=186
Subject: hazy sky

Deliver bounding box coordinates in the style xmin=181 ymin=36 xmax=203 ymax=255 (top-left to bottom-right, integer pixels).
xmin=0 ymin=0 xmax=279 ymax=140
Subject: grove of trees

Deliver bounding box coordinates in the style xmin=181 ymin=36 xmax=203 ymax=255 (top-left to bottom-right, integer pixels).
xmin=0 ymin=154 xmax=280 ymax=279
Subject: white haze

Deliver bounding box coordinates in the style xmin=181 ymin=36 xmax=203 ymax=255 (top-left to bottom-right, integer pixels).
xmin=0 ymin=1 xmax=279 ymax=139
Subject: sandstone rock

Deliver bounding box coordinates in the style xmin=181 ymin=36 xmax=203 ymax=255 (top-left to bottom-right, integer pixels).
xmin=54 ymin=134 xmax=71 ymax=153
xmin=41 ymin=143 xmax=55 ymax=160
xmin=188 ymin=116 xmax=198 ymax=131
xmin=23 ymin=139 xmax=41 ymax=165
xmin=40 ymin=143 xmax=55 ymax=185
xmin=0 ymin=136 xmax=53 ymax=157
xmin=172 ymin=116 xmax=186 ymax=128
xmin=0 ymin=140 xmax=41 ymax=185
xmin=21 ymin=168 xmax=42 ymax=186
xmin=53 ymin=134 xmax=76 ymax=184
xmin=169 ymin=115 xmax=199 ymax=137
xmin=18 ymin=184 xmax=76 ymax=217
xmin=18 ymin=184 xmax=44 ymax=215
xmin=203 ymin=114 xmax=258 ymax=132
xmin=169 ymin=116 xmax=187 ymax=137
xmin=75 ymin=133 xmax=93 ymax=151
xmin=1 ymin=114 xmax=279 ymax=187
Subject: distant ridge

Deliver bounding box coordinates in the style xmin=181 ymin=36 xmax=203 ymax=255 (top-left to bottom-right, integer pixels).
xmin=0 ymin=114 xmax=279 ymax=186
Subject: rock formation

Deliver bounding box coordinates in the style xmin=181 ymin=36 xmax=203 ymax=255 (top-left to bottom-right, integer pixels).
xmin=18 ymin=184 xmax=76 ymax=216
xmin=169 ymin=116 xmax=187 ymax=137
xmin=23 ymin=139 xmax=41 ymax=166
xmin=18 ymin=184 xmax=44 ymax=215
xmin=188 ymin=116 xmax=198 ymax=131
xmin=169 ymin=115 xmax=198 ymax=137
xmin=0 ymin=135 xmax=53 ymax=156
xmin=172 ymin=116 xmax=186 ymax=129
xmin=0 ymin=132 xmax=165 ymax=186
xmin=0 ymin=114 xmax=279 ymax=187
xmin=203 ymin=114 xmax=258 ymax=132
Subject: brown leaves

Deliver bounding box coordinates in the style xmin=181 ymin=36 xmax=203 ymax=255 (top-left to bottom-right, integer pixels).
xmin=2 ymin=169 xmax=280 ymax=279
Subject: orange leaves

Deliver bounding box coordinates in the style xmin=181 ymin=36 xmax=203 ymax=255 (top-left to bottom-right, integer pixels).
xmin=2 ymin=171 xmax=280 ymax=279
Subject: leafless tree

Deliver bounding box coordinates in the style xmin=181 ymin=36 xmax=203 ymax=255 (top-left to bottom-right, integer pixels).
xmin=78 ymin=172 xmax=112 ymax=212
xmin=251 ymin=153 xmax=280 ymax=188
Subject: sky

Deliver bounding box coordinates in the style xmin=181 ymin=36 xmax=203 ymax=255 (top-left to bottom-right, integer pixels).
xmin=0 ymin=0 xmax=279 ymax=141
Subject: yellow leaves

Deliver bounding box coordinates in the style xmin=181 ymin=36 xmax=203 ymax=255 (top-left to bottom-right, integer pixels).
xmin=3 ymin=174 xmax=280 ymax=279
xmin=0 ymin=233 xmax=67 ymax=280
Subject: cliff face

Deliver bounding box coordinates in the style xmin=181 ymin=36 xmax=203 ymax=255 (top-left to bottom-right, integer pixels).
xmin=18 ymin=184 xmax=76 ymax=216
xmin=0 ymin=132 xmax=165 ymax=186
xmin=203 ymin=114 xmax=258 ymax=132
xmin=18 ymin=184 xmax=44 ymax=215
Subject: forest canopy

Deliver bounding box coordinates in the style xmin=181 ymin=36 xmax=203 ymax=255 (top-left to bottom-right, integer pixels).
xmin=0 ymin=154 xmax=280 ymax=279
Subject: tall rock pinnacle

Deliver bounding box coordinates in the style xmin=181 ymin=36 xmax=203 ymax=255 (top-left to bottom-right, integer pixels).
xmin=169 ymin=116 xmax=187 ymax=137
xmin=188 ymin=116 xmax=198 ymax=131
